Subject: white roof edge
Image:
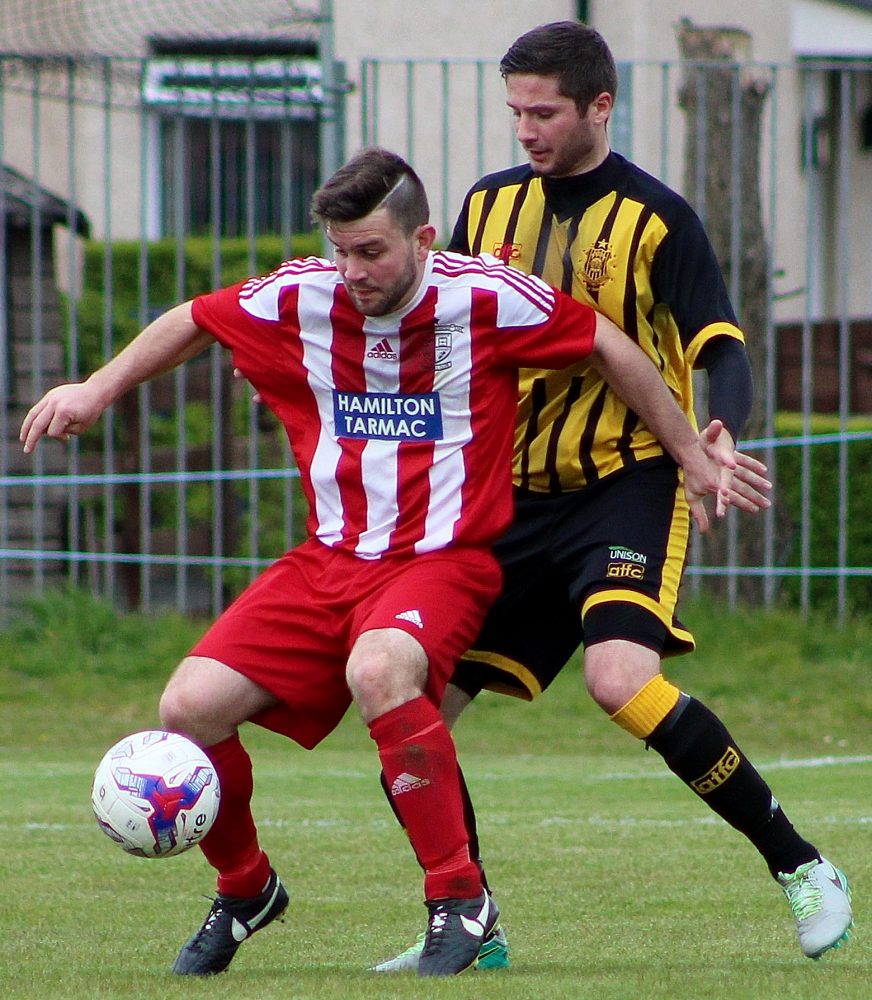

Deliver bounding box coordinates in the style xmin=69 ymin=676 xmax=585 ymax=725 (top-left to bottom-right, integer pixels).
xmin=793 ymin=0 xmax=872 ymax=56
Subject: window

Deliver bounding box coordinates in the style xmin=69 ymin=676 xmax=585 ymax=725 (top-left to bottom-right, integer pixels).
xmin=144 ymin=40 xmax=321 ymax=238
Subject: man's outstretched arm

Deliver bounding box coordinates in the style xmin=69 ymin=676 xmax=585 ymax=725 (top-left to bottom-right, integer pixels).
xmin=21 ymin=301 xmax=212 ymax=453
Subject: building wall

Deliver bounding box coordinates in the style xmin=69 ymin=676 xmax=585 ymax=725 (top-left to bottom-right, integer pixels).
xmin=1 ymin=1 xmax=871 ymax=322
xmin=591 ymin=0 xmax=872 ymax=324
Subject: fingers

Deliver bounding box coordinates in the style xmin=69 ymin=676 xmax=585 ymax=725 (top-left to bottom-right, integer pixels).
xmin=699 ymin=418 xmax=724 ymax=448
xmin=686 ymin=437 xmax=775 ymax=528
xmin=20 ymin=385 xmax=98 ymax=453
xmin=233 ymin=366 xmax=262 ymax=404
xmin=734 ymin=453 xmax=771 ymax=490
xmin=727 ymin=478 xmax=772 ymax=513
xmin=19 ymin=396 xmax=62 ymax=453
xmin=735 ymin=450 xmax=768 ymax=476
xmin=698 ymin=420 xmax=737 ymax=470
xmin=689 ymin=497 xmax=710 ymax=534
xmin=728 ymin=451 xmax=772 ymax=513
xmin=695 ymin=431 xmax=773 ymax=519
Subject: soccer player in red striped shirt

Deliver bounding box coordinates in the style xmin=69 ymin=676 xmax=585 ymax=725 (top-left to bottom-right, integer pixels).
xmin=20 ymin=147 xmax=740 ymax=978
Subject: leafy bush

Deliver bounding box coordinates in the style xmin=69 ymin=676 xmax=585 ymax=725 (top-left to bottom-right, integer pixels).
xmin=770 ymin=413 xmax=872 ymax=610
xmin=75 ymin=233 xmax=322 ymax=371
xmin=61 ymin=235 xmax=321 ymax=600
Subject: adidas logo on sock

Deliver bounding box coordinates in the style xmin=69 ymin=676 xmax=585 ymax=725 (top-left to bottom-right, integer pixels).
xmin=391 ymin=771 xmax=431 ymax=795
xmin=395 ymin=609 xmax=424 ymax=629
xmin=367 ymin=337 xmax=398 ymax=360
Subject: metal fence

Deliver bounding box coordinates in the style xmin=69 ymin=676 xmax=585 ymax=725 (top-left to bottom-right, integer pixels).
xmin=2 ymin=52 xmax=872 ymax=622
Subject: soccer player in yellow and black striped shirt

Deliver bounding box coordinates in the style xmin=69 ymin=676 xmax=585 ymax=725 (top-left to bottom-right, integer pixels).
xmin=372 ymin=21 xmax=852 ymax=972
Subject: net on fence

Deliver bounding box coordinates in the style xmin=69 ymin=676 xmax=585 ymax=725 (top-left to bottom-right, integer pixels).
xmin=0 ymin=0 xmax=320 ymax=58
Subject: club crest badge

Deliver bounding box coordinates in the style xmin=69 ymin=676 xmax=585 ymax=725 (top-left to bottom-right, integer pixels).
xmin=435 ymin=324 xmax=460 ymax=371
xmin=578 ymin=239 xmax=615 ymax=290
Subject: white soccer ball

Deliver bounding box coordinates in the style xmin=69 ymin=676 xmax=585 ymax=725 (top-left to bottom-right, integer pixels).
xmin=91 ymin=730 xmax=220 ymax=858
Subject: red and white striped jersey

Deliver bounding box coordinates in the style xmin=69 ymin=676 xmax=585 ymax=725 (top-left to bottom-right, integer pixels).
xmin=192 ymin=250 xmax=596 ymax=559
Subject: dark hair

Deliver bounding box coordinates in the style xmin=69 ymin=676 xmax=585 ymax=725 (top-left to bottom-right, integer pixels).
xmin=310 ymin=147 xmax=429 ymax=234
xmin=500 ymin=21 xmax=618 ymax=111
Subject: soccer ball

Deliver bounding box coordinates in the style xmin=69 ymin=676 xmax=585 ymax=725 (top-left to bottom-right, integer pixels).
xmin=91 ymin=730 xmax=220 ymax=858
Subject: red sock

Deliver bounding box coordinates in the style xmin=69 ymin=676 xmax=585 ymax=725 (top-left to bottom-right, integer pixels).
xmin=369 ymin=697 xmax=482 ymax=901
xmin=201 ymin=734 xmax=271 ymax=897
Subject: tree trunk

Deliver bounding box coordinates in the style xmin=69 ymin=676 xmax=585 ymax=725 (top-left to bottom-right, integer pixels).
xmin=676 ymin=19 xmax=790 ymax=601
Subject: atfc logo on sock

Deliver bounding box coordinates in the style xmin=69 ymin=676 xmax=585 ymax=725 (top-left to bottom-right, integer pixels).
xmin=690 ymin=746 xmax=741 ymax=795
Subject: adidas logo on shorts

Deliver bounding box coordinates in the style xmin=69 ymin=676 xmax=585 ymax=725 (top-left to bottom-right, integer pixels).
xmin=395 ymin=609 xmax=424 ymax=629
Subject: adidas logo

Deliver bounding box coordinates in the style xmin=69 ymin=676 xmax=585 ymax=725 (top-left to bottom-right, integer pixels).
xmin=395 ymin=609 xmax=423 ymax=629
xmin=391 ymin=772 xmax=431 ymax=795
xmin=366 ymin=337 xmax=398 ymax=360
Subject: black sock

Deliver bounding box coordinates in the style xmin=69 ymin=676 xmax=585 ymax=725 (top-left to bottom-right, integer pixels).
xmin=646 ymin=696 xmax=819 ymax=877
xmin=456 ymin=765 xmax=489 ymax=892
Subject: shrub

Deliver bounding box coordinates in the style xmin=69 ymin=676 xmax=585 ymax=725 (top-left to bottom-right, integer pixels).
xmin=770 ymin=413 xmax=872 ymax=610
xmin=75 ymin=233 xmax=322 ymax=371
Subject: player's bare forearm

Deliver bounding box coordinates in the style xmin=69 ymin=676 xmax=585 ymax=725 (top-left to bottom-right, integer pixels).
xmin=20 ymin=301 xmax=212 ymax=453
xmin=89 ymin=301 xmax=212 ymax=401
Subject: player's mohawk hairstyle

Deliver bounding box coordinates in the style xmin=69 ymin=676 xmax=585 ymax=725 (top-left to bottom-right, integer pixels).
xmin=311 ymin=147 xmax=429 ymax=234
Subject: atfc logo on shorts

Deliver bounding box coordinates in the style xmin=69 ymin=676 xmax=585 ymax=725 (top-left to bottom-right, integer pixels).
xmin=606 ymin=545 xmax=647 ymax=580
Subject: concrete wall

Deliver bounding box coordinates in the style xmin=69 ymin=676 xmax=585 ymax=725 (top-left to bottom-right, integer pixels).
xmin=2 ymin=1 xmax=871 ymax=320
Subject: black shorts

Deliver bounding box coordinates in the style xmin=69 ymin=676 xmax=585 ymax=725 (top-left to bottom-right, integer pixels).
xmin=454 ymin=457 xmax=695 ymax=700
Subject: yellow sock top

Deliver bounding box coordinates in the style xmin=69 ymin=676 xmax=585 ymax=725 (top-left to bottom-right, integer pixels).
xmin=610 ymin=674 xmax=682 ymax=740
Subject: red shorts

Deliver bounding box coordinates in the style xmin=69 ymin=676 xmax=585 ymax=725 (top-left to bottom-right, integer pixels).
xmin=190 ymin=539 xmax=502 ymax=749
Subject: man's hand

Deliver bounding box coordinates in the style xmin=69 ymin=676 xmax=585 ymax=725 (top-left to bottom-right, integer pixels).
xmin=679 ymin=419 xmax=733 ymax=533
xmin=697 ymin=421 xmax=772 ymax=521
xmin=233 ymin=367 xmax=262 ymax=404
xmin=20 ymin=382 xmax=108 ymax=454
xmin=720 ymin=450 xmax=772 ymax=515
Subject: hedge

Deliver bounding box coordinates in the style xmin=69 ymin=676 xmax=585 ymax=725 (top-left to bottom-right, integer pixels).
xmin=768 ymin=414 xmax=872 ymax=610
xmin=75 ymin=233 xmax=322 ymax=372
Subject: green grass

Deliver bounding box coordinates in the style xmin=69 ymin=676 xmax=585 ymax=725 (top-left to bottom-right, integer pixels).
xmin=0 ymin=590 xmax=868 ymax=999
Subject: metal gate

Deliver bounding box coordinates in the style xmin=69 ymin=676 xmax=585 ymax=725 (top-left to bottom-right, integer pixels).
xmin=2 ymin=52 xmax=872 ymax=621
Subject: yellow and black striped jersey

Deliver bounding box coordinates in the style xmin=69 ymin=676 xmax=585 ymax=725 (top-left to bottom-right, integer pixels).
xmin=448 ymin=152 xmax=745 ymax=493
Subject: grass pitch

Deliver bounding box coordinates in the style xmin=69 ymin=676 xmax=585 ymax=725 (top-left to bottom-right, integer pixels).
xmin=0 ymin=590 xmax=868 ymax=999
